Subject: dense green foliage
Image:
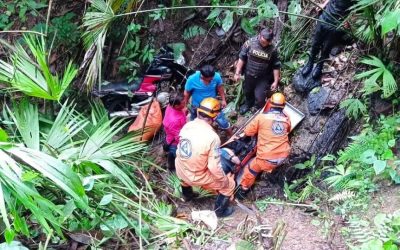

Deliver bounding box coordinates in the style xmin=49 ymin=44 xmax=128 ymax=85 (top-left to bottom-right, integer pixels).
xmin=0 ymin=0 xmax=399 ymax=248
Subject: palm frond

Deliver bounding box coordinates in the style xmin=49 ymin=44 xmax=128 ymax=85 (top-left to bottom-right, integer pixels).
xmin=6 ymin=100 xmax=40 ymax=150
xmin=6 ymin=145 xmax=88 ymax=208
xmin=44 ymin=101 xmax=89 ymax=153
xmin=81 ymin=0 xmax=115 ymax=90
xmin=0 ymin=35 xmax=77 ymax=100
xmin=356 ymin=56 xmax=398 ymax=98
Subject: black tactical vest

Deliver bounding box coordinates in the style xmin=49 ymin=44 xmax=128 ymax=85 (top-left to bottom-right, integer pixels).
xmin=245 ymin=37 xmax=276 ymax=77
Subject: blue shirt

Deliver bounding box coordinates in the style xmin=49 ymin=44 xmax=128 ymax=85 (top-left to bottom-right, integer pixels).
xmin=185 ymin=71 xmax=223 ymax=107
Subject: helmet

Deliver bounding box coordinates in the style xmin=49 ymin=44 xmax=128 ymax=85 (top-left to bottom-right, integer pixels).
xmin=197 ymin=97 xmax=221 ymax=118
xmin=270 ymin=92 xmax=285 ymax=108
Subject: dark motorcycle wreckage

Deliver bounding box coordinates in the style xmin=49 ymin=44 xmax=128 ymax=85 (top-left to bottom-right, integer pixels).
xmin=93 ymin=46 xmax=194 ymax=118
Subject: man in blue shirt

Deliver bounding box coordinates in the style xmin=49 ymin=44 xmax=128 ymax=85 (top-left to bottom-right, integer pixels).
xmin=183 ymin=65 xmax=232 ymax=136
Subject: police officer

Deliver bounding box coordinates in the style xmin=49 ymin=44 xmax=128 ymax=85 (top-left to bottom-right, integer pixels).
xmin=234 ymin=28 xmax=281 ymax=115
xmin=302 ymin=0 xmax=356 ymax=80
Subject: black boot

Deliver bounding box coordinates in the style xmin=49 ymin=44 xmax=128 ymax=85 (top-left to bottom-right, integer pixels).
xmin=181 ymin=186 xmax=195 ymax=202
xmin=302 ymin=58 xmax=314 ymax=76
xmin=312 ymin=62 xmax=323 ymax=80
xmin=214 ymin=194 xmax=234 ymax=217
xmin=167 ymin=153 xmax=175 ymax=171
xmin=235 ymin=187 xmax=249 ymax=201
xmin=239 ymin=103 xmax=250 ymax=115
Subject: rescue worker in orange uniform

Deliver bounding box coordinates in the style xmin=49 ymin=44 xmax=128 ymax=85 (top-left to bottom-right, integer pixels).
xmin=175 ymin=97 xmax=235 ymax=217
xmin=236 ymin=93 xmax=291 ymax=199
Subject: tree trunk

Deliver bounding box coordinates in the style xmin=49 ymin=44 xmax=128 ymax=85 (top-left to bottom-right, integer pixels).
xmin=273 ymin=0 xmax=289 ymax=44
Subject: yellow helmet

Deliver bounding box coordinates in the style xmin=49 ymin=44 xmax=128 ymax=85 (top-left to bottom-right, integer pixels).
xmin=197 ymin=97 xmax=221 ymax=118
xmin=270 ymin=92 xmax=286 ymax=108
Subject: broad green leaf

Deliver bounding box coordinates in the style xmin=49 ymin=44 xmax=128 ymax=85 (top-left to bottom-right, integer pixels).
xmin=381 ymin=10 xmax=400 ymax=35
xmin=373 ymin=160 xmax=387 ymax=174
xmin=360 ymin=149 xmax=377 ymax=164
xmin=222 ymin=11 xmax=234 ymax=32
xmin=288 ymin=0 xmax=302 ymax=26
xmin=240 ymin=18 xmax=256 ymax=35
xmin=5 ymin=229 xmax=15 ymax=243
xmin=294 ymin=163 xmax=307 ymax=169
xmin=383 ymin=241 xmax=397 ymax=250
xmin=0 ymin=128 xmax=8 ymax=142
xmin=207 ymin=8 xmax=222 ymax=20
xmin=258 ymin=1 xmax=279 ymax=19
xmin=388 ymin=139 xmax=396 ymax=147
xmin=100 ymin=214 xmax=128 ymax=232
xmin=99 ymin=193 xmax=113 ymax=206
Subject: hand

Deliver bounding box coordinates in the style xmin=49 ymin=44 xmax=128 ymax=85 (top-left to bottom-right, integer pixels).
xmin=271 ymin=82 xmax=278 ymax=91
xmin=233 ymin=73 xmax=241 ymax=82
xmin=221 ymin=100 xmax=227 ymax=109
xmin=343 ymin=21 xmax=350 ymax=29
xmin=314 ymin=5 xmax=323 ymax=13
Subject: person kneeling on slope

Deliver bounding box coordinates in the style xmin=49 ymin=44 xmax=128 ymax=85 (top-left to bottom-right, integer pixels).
xmin=236 ymin=93 xmax=291 ymax=199
xmin=175 ymin=97 xmax=235 ymax=217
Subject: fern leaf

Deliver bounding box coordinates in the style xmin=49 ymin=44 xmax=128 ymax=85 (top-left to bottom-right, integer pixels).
xmin=340 ymin=98 xmax=367 ymax=119
xmin=328 ymin=190 xmax=356 ymax=202
xmin=182 ymin=25 xmax=206 ymax=40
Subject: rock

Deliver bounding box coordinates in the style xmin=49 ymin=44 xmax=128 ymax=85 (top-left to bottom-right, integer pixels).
xmin=372 ymin=96 xmax=392 ymax=114
xmin=191 ymin=210 xmax=218 ymax=230
xmin=215 ymin=27 xmax=226 ymax=37
xmin=292 ymin=67 xmax=322 ymax=93
xmin=307 ymin=87 xmax=330 ymax=115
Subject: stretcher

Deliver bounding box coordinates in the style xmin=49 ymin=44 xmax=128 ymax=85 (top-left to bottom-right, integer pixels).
xmin=220 ymin=101 xmax=305 ymax=175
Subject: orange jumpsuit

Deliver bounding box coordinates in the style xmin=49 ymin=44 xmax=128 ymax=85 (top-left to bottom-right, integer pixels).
xmin=240 ymin=110 xmax=291 ymax=189
xmin=175 ymin=118 xmax=235 ymax=197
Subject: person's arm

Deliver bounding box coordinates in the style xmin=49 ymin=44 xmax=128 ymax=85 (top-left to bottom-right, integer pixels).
xmin=183 ymin=90 xmax=191 ymax=107
xmin=271 ymin=49 xmax=281 ymax=91
xmin=183 ymin=74 xmax=195 ymax=106
xmin=234 ymin=59 xmax=245 ymax=81
xmin=321 ymin=0 xmax=330 ymax=9
xmin=243 ymin=115 xmax=259 ymax=137
xmin=215 ymin=73 xmax=227 ymax=108
xmin=234 ymin=40 xmax=250 ymax=81
xmin=217 ymin=85 xmax=227 ymax=108
xmin=271 ymin=69 xmax=280 ymax=91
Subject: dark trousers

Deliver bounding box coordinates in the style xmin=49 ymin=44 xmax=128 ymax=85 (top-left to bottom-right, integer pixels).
xmin=309 ymin=23 xmax=347 ymax=65
xmin=243 ymin=74 xmax=273 ymax=108
xmin=166 ymin=145 xmax=177 ymax=171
